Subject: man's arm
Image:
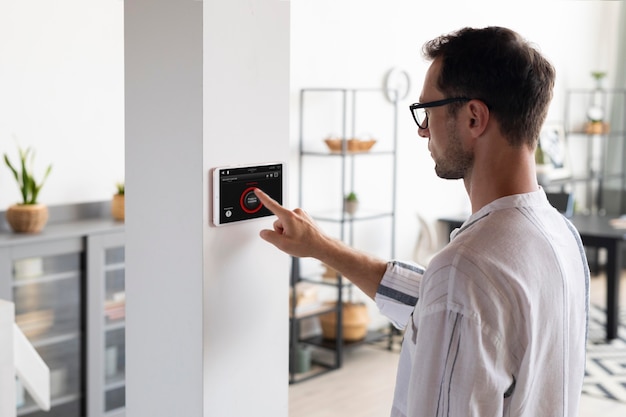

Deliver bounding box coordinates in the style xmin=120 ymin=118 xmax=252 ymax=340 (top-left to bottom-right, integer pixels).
xmin=254 ymin=188 xmax=386 ymax=299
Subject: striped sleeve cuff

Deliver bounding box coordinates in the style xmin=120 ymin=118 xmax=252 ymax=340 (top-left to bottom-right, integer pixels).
xmin=374 ymin=260 xmax=424 ymax=329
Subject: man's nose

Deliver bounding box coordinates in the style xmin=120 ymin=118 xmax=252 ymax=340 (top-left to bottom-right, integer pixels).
xmin=417 ymin=126 xmax=429 ymax=138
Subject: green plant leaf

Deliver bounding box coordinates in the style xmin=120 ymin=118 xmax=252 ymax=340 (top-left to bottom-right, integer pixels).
xmin=3 ymin=145 xmax=52 ymax=205
xmin=4 ymin=153 xmax=20 ymax=183
xmin=345 ymin=191 xmax=358 ymax=201
xmin=31 ymin=164 xmax=53 ymax=204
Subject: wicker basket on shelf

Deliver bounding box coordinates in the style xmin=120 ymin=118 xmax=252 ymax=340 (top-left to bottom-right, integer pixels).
xmin=320 ymin=302 xmax=369 ymax=341
xmin=324 ymin=138 xmax=376 ymax=153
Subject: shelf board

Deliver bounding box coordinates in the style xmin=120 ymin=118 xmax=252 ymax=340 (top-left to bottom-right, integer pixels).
xmin=104 ymin=261 xmax=125 ymax=272
xmin=312 ymin=210 xmax=393 ymax=223
xmin=290 ymin=303 xmax=335 ymax=319
xmin=12 ymin=270 xmax=80 ymax=287
xmin=29 ymin=330 xmax=81 ymax=349
xmin=301 ymin=149 xmax=395 ymax=157
xmin=566 ymin=130 xmax=626 ymax=136
xmin=297 ymin=276 xmax=352 ymax=288
xmin=301 ymin=330 xmax=388 ymax=351
xmin=105 ymin=372 xmax=126 ymax=391
xmin=105 ymin=319 xmax=126 ymax=331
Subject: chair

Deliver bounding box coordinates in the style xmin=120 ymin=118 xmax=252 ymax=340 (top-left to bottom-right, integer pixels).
xmin=546 ymin=191 xmax=574 ymax=217
xmin=413 ymin=214 xmax=439 ymax=266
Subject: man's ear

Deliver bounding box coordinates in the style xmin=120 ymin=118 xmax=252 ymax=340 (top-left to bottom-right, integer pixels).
xmin=466 ymin=99 xmax=490 ymax=137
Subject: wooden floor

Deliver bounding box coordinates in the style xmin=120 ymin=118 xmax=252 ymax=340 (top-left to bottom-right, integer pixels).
xmin=289 ymin=272 xmax=626 ymax=417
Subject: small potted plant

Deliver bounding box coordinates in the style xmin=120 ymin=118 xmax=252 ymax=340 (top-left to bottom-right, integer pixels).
xmin=344 ymin=191 xmax=359 ymax=216
xmin=585 ymin=71 xmax=610 ymax=135
xmin=3 ymin=146 xmax=52 ymax=233
xmin=111 ymin=182 xmax=125 ymax=221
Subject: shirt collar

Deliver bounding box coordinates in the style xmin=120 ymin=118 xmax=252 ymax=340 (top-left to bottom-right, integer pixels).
xmin=450 ymin=188 xmax=548 ymax=241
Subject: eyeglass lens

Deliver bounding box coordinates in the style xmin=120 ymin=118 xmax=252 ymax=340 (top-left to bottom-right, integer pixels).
xmin=414 ymin=108 xmax=427 ymax=129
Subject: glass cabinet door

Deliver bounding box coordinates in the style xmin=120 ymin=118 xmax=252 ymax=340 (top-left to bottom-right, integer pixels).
xmin=87 ymin=232 xmax=125 ymax=417
xmin=9 ymin=239 xmax=85 ymax=417
xmin=103 ymin=245 xmax=125 ymax=413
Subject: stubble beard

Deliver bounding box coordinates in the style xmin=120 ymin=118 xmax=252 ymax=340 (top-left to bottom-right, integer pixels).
xmin=433 ymin=120 xmax=474 ymax=180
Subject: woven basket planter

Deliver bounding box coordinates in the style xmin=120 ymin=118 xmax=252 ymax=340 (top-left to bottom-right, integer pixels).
xmin=320 ymin=302 xmax=369 ymax=341
xmin=6 ymin=204 xmax=49 ymax=233
xmin=111 ymin=194 xmax=125 ymax=221
xmin=584 ymin=121 xmax=610 ymax=135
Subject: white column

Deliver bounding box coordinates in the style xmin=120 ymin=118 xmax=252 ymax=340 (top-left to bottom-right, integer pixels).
xmin=125 ymin=1 xmax=290 ymax=416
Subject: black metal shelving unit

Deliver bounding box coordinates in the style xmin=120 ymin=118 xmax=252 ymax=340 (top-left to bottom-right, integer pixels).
xmin=289 ymin=88 xmax=398 ymax=384
xmin=559 ymin=88 xmax=626 ymax=215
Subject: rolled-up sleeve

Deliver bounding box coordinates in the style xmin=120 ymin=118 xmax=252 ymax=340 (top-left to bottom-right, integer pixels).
xmin=375 ymin=260 xmax=424 ymax=330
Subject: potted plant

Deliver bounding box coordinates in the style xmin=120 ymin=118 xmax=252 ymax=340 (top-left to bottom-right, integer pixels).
xmin=3 ymin=146 xmax=52 ymax=233
xmin=111 ymin=182 xmax=125 ymax=221
xmin=585 ymin=71 xmax=610 ymax=135
xmin=344 ymin=191 xmax=359 ymax=216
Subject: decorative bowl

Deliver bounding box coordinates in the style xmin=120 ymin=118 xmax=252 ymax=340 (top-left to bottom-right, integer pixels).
xmin=324 ymin=138 xmax=377 ymax=153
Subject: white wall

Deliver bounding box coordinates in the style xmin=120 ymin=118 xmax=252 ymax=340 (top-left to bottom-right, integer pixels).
xmin=125 ymin=1 xmax=289 ymax=417
xmin=0 ymin=0 xmax=124 ymax=208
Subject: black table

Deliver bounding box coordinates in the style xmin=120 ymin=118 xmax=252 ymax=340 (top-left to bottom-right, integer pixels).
xmin=439 ymin=214 xmax=626 ymax=341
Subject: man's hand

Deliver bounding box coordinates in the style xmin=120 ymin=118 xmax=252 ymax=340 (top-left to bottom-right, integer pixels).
xmin=254 ymin=188 xmax=386 ymax=299
xmin=254 ymin=188 xmax=329 ymax=259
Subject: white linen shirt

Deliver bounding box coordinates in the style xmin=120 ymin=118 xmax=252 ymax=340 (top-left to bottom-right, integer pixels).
xmin=375 ymin=189 xmax=589 ymax=417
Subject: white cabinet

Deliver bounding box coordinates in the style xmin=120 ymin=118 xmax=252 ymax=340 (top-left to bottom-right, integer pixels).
xmin=0 ymin=208 xmax=125 ymax=417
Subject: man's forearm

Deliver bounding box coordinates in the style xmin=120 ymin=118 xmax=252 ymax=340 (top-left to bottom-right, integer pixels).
xmin=253 ymin=188 xmax=387 ymax=297
xmin=315 ymin=235 xmax=387 ymax=299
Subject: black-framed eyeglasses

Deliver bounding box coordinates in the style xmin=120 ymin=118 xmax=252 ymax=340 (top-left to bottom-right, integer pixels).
xmin=409 ymin=97 xmax=471 ymax=129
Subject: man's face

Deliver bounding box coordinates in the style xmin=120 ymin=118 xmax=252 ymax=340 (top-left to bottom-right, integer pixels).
xmin=418 ymin=59 xmax=473 ymax=180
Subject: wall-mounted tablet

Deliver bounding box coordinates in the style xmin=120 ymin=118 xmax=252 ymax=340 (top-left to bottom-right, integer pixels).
xmin=212 ymin=162 xmax=283 ymax=226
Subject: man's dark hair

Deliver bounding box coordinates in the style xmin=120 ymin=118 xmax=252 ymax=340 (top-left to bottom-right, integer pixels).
xmin=422 ymin=26 xmax=555 ymax=149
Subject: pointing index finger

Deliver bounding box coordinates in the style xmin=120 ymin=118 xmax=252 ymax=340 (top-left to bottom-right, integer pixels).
xmin=254 ymin=188 xmax=287 ymax=216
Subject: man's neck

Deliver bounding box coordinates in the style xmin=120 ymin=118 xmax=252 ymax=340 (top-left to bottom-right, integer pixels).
xmin=464 ymin=144 xmax=539 ymax=214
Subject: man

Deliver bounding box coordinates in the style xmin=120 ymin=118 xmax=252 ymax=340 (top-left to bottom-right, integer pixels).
xmin=255 ymin=26 xmax=589 ymax=417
